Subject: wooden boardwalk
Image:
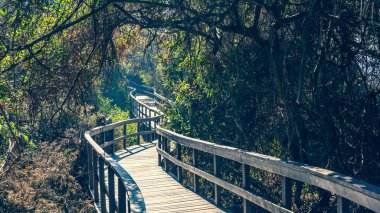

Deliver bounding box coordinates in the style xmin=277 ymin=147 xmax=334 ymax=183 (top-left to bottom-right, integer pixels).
xmin=104 ymin=93 xmax=223 ymax=212
xmin=85 ymin=85 xmax=380 ymax=213
xmin=113 ymin=143 xmax=223 ymax=213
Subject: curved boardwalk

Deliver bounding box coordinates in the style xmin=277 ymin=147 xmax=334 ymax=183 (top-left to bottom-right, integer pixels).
xmin=113 ymin=93 xmax=223 ymax=212
xmin=85 ymin=87 xmax=380 ymax=213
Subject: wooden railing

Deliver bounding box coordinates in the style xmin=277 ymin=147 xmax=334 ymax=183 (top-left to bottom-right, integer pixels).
xmin=129 ymin=84 xmax=380 ymax=213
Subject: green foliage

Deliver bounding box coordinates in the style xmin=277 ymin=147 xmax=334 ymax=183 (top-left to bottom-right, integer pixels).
xmin=97 ymin=95 xmax=129 ymax=122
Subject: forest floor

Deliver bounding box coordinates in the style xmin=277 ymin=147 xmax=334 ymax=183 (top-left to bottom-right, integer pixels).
xmin=0 ymin=128 xmax=95 ymax=212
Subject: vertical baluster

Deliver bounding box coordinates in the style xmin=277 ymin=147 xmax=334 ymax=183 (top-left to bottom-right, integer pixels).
xmin=242 ymin=164 xmax=252 ymax=213
xmin=145 ymin=105 xmax=148 ymax=118
xmin=193 ymin=149 xmax=199 ymax=193
xmin=108 ymin=120 xmax=114 ymax=155
xmin=153 ymin=112 xmax=157 ymax=141
xmin=163 ymin=137 xmax=169 ymax=172
xmin=337 ymin=196 xmax=349 ymax=213
xmin=282 ymin=176 xmax=292 ymax=209
xmin=108 ymin=168 xmax=116 ymax=213
xmin=87 ymin=144 xmax=94 ymax=189
xmin=129 ymin=94 xmax=133 ymax=118
xmin=213 ymin=155 xmax=220 ymax=206
xmin=118 ymin=178 xmax=126 ymax=213
xmin=137 ymin=122 xmax=140 ymax=145
xmin=92 ymin=150 xmax=99 ymax=203
xmin=138 ymin=103 xmax=141 ymax=118
xmin=149 ymin=110 xmax=152 ymax=142
xmin=158 ymin=135 xmax=162 ymax=166
xmin=144 ymin=107 xmax=148 ymax=142
xmin=123 ymin=124 xmax=127 ymax=149
xmin=99 ymin=158 xmax=106 ymax=213
xmin=176 ymin=143 xmax=182 ymax=183
xmin=133 ymin=100 xmax=136 ymax=117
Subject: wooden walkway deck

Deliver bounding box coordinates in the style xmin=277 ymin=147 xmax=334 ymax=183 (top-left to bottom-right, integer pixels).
xmin=113 ymin=143 xmax=223 ymax=213
xmin=85 ymin=85 xmax=380 ymax=213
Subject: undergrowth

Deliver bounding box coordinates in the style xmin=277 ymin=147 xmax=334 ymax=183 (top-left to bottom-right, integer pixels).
xmin=0 ymin=129 xmax=95 ymax=212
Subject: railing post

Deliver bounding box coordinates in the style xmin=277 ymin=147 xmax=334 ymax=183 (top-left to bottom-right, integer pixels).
xmin=99 ymin=158 xmax=106 ymax=213
xmin=149 ymin=110 xmax=152 ymax=142
xmin=138 ymin=103 xmax=141 ymax=118
xmin=144 ymin=107 xmax=148 ymax=142
xmin=129 ymin=95 xmax=133 ymax=118
xmin=163 ymin=137 xmax=169 ymax=172
xmin=282 ymin=176 xmax=292 ymax=209
xmin=145 ymin=122 xmax=148 ymax=142
xmin=92 ymin=150 xmax=99 ymax=203
xmin=158 ymin=135 xmax=162 ymax=166
xmin=145 ymin=105 xmax=147 ymax=119
xmin=107 ymin=118 xmax=114 ymax=155
xmin=176 ymin=143 xmax=183 ymax=183
xmin=193 ymin=149 xmax=199 ymax=193
xmin=118 ymin=178 xmax=127 ymax=213
xmin=109 ymin=168 xmax=116 ymax=213
xmin=213 ymin=155 xmax=221 ymax=206
xmin=87 ymin=143 xmax=94 ymax=189
xmin=123 ymin=124 xmax=127 ymax=149
xmin=337 ymin=196 xmax=349 ymax=213
xmin=137 ymin=122 xmax=141 ymax=145
xmin=242 ymin=164 xmax=252 ymax=213
xmin=153 ymin=112 xmax=157 ymax=141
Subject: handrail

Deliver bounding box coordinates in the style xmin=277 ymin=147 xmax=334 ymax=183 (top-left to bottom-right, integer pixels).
xmin=130 ymin=83 xmax=380 ymax=212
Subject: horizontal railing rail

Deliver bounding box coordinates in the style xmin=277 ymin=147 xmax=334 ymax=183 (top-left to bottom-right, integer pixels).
xmin=130 ymin=83 xmax=380 ymax=213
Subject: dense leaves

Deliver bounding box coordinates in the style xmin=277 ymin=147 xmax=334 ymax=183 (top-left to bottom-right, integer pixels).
xmin=0 ymin=0 xmax=379 ymax=211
